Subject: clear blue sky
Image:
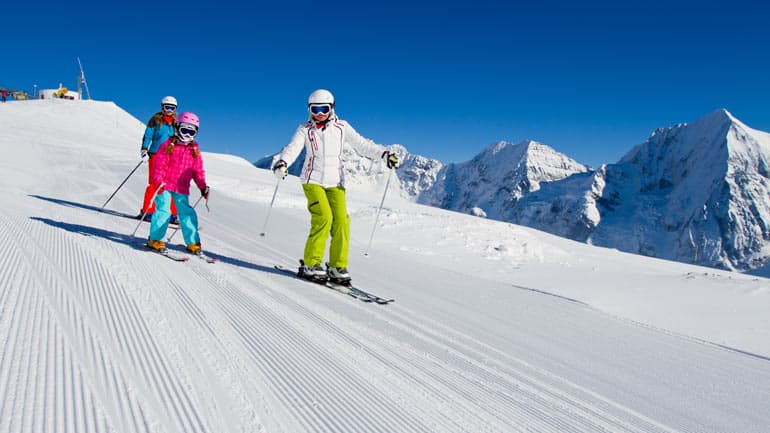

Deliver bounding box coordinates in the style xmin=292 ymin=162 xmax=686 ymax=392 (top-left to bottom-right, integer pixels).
xmin=2 ymin=0 xmax=768 ymax=167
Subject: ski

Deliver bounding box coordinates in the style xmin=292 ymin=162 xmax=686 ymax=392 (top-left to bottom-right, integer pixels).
xmin=191 ymin=252 xmax=218 ymax=264
xmin=273 ymin=265 xmax=393 ymax=304
xmin=348 ymin=286 xmax=394 ymax=305
xmin=273 ymin=265 xmax=368 ymax=301
xmin=139 ymin=243 xmax=189 ymax=261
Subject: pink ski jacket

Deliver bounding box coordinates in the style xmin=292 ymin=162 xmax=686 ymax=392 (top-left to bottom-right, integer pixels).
xmin=152 ymin=138 xmax=207 ymax=195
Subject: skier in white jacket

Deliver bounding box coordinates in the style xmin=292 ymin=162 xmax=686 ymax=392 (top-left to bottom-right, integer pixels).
xmin=272 ymin=89 xmax=400 ymax=285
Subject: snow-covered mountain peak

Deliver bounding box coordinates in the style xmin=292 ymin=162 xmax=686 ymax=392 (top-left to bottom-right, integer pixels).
xmin=480 ymin=139 xmax=511 ymax=155
xmin=695 ymin=108 xmax=741 ymax=129
xmin=520 ymin=140 xmax=590 ymax=172
xmin=620 ymin=108 xmax=770 ymax=177
xmin=417 ymin=139 xmax=589 ymax=219
xmin=473 ymin=140 xmax=524 ymax=167
xmin=642 ymin=109 xmax=741 ymax=149
xmin=474 ymin=139 xmax=585 ymax=173
xmin=621 ymin=109 xmax=738 ymax=171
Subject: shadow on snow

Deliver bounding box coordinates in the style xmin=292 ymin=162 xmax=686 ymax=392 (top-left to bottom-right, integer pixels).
xmin=29 ymin=216 xmax=285 ymax=277
xmin=29 ymin=194 xmax=138 ymax=220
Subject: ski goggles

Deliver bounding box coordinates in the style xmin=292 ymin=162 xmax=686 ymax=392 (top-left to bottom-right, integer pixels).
xmin=162 ymin=104 xmax=177 ymax=112
xmin=177 ymin=123 xmax=198 ymax=140
xmin=309 ymin=104 xmax=332 ymax=115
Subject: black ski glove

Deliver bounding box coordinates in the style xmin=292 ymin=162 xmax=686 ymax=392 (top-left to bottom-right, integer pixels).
xmin=382 ymin=151 xmax=400 ymax=169
xmin=273 ymin=160 xmax=288 ymax=180
xmin=200 ymin=186 xmax=210 ymax=199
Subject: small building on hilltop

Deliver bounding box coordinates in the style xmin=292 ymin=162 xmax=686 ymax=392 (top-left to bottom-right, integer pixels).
xmin=39 ymin=83 xmax=80 ymax=100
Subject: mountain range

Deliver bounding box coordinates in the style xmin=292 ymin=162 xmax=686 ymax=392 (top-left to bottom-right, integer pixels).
xmin=255 ymin=109 xmax=770 ymax=274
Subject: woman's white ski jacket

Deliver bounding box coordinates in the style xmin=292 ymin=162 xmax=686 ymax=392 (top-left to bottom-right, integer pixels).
xmin=278 ymin=117 xmax=387 ymax=188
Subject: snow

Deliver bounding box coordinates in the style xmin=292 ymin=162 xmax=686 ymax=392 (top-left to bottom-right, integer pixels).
xmin=2 ymin=99 xmax=770 ymax=433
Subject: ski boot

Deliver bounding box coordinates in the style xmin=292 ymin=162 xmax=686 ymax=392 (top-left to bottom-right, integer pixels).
xmin=147 ymin=239 xmax=167 ymax=252
xmin=136 ymin=212 xmax=153 ymax=222
xmin=298 ymin=260 xmax=328 ymax=283
xmin=326 ymin=264 xmax=351 ymax=286
xmin=186 ymin=243 xmax=202 ymax=255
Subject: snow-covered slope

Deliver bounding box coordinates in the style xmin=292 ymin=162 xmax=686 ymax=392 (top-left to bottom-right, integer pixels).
xmin=2 ymin=100 xmax=770 ymax=433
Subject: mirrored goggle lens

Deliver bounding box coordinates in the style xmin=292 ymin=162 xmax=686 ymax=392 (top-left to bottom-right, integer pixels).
xmin=310 ymin=104 xmax=331 ymax=114
xmin=180 ymin=127 xmax=197 ymax=137
xmin=163 ymin=104 xmax=177 ymax=111
xmin=178 ymin=123 xmax=198 ymax=136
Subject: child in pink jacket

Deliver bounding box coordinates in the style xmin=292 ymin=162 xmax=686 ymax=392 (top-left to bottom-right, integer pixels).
xmin=146 ymin=112 xmax=210 ymax=254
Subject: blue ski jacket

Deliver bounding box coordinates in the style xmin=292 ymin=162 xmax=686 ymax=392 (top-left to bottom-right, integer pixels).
xmin=141 ymin=113 xmax=175 ymax=154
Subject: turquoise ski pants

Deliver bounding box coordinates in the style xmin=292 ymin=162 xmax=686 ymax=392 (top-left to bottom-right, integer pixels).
xmin=302 ymin=184 xmax=349 ymax=268
xmin=149 ymin=191 xmax=200 ymax=246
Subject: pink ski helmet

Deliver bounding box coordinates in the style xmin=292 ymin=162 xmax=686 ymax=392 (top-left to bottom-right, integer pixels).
xmin=176 ymin=112 xmax=200 ymax=142
xmin=176 ymin=112 xmax=200 ymax=128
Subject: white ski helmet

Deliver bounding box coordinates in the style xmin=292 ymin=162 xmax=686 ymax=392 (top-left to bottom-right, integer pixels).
xmin=307 ymin=89 xmax=334 ymax=106
xmin=161 ymin=95 xmax=177 ymax=107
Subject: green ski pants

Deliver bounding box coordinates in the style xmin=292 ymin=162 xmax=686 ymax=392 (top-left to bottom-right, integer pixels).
xmin=302 ymin=184 xmax=350 ymax=268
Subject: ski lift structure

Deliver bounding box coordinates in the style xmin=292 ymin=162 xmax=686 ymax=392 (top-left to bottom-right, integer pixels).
xmin=77 ymin=57 xmax=91 ymax=100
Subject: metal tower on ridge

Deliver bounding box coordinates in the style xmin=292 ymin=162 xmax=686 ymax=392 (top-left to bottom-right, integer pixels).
xmin=77 ymin=57 xmax=91 ymax=100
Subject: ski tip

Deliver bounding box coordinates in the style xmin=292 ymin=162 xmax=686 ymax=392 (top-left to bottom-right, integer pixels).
xmin=162 ymin=253 xmax=189 ymax=262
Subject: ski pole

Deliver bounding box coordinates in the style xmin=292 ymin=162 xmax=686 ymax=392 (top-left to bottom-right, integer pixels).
xmin=100 ymin=159 xmax=145 ymax=211
xmin=260 ymin=179 xmax=282 ymax=237
xmin=364 ymin=168 xmax=394 ymax=256
xmin=131 ymin=183 xmax=164 ymax=238
xmin=166 ymin=195 xmax=204 ymax=243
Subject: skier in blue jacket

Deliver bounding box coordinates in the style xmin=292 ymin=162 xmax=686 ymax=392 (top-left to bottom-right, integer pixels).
xmin=139 ymin=96 xmax=178 ymax=221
